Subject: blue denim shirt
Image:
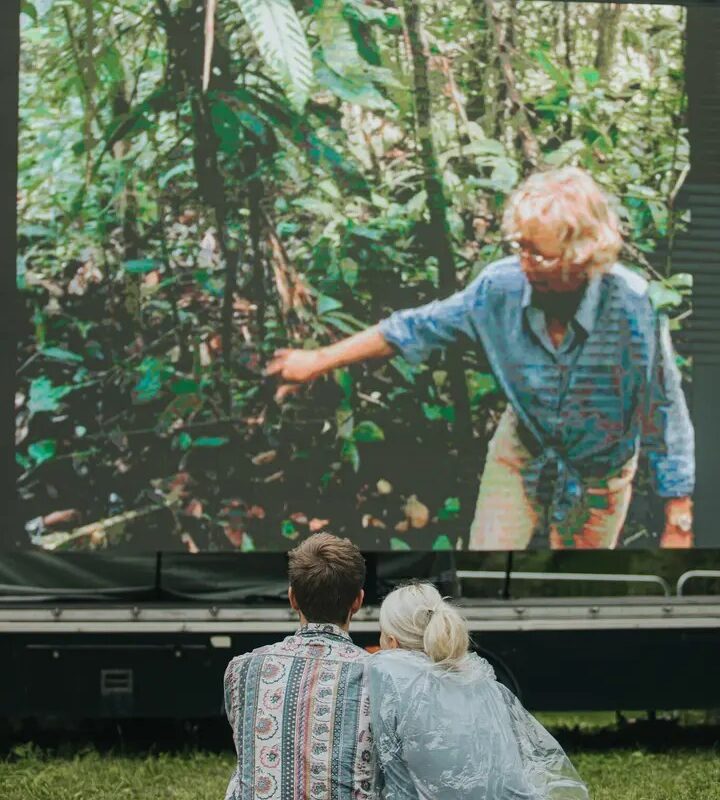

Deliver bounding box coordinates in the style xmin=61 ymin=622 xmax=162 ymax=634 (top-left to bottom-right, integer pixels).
xmin=378 ymin=258 xmax=694 ymax=523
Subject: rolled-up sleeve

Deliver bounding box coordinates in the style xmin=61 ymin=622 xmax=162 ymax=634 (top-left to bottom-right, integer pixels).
xmin=642 ymin=313 xmax=695 ymax=497
xmin=377 ymin=276 xmax=486 ymax=365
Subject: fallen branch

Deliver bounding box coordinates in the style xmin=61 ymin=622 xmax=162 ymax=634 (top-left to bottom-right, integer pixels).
xmin=38 ymin=498 xmax=181 ymax=551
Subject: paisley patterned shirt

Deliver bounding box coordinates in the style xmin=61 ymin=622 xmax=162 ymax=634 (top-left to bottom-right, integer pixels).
xmin=224 ymin=623 xmax=376 ymax=800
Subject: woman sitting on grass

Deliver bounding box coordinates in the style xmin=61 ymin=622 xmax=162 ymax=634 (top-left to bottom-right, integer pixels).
xmin=368 ymin=583 xmax=588 ymax=799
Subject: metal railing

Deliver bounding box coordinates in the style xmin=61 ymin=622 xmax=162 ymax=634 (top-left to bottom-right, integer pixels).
xmin=676 ymin=570 xmax=720 ymax=596
xmin=456 ymin=570 xmax=671 ymax=597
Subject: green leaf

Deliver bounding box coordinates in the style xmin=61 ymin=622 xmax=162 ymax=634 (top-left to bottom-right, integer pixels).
xmin=16 ymin=452 xmax=32 ymax=471
xmin=390 ymin=537 xmax=411 ymax=551
xmin=341 ymin=439 xmax=360 ymax=472
xmin=339 ymin=257 xmax=359 ymax=287
xmin=159 ymin=162 xmax=192 ymax=189
xmin=171 ymin=379 xmax=200 ymax=395
xmin=133 ymin=358 xmax=171 ymax=404
xmin=314 ymin=57 xmax=392 ymax=110
xmin=390 ymin=357 xmax=417 ymax=385
xmin=334 ymin=368 xmax=353 ymax=401
xmin=543 ymin=139 xmax=586 ymax=167
xmin=21 ymin=1 xmax=38 ymax=22
xmin=649 ymin=282 xmax=683 ymax=311
xmin=28 ymin=376 xmax=73 ymax=417
xmin=124 ymin=259 xmax=157 ymax=274
xmin=235 ymin=0 xmax=314 ymax=112
xmin=315 ymin=0 xmax=361 ymax=75
xmin=336 ymin=403 xmax=354 ymax=439
xmin=667 ymin=273 xmax=692 ymax=290
xmin=353 ymin=421 xmax=384 ymax=443
xmin=531 ymin=49 xmax=570 ymax=87
xmin=41 ymin=347 xmax=83 ymax=364
xmin=438 ymin=497 xmax=460 ymax=521
xmin=343 ymin=0 xmax=402 ymax=31
xmin=467 ymin=371 xmax=498 ymax=402
xmin=581 ymin=68 xmax=601 ymax=86
xmin=28 ymin=439 xmax=56 ymax=466
xmin=432 ymin=535 xmax=453 ymax=551
xmin=293 ymin=196 xmax=338 ymax=218
xmin=317 ymin=294 xmax=343 ymax=315
xmin=193 ymin=436 xmax=230 ymax=448
xmin=421 ymin=403 xmax=455 ymax=423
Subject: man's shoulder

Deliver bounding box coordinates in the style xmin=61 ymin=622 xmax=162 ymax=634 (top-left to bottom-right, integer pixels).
xmin=224 ymin=642 xmax=280 ymax=677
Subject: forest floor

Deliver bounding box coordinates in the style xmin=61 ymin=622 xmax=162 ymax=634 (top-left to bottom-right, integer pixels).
xmin=1 ymin=714 xmax=719 ymax=800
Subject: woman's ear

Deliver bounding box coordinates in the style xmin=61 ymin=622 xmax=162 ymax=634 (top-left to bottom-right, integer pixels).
xmin=380 ymin=632 xmax=400 ymax=650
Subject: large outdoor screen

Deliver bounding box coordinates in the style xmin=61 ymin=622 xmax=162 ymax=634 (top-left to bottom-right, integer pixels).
xmin=15 ymin=0 xmax=698 ymax=551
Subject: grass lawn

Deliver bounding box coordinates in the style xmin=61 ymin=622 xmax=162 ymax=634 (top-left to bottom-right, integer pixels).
xmin=2 ymin=714 xmax=719 ymax=800
xmin=2 ymin=747 xmax=720 ymax=800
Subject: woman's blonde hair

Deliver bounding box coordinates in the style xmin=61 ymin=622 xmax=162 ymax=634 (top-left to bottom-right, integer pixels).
xmin=502 ymin=167 xmax=622 ymax=277
xmin=379 ymin=583 xmax=469 ymax=668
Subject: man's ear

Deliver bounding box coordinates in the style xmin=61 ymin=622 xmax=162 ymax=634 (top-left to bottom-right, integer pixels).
xmin=349 ymin=589 xmax=364 ymax=617
xmin=288 ymin=585 xmax=300 ymax=611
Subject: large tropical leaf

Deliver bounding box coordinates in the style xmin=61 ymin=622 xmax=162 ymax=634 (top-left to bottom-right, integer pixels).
xmin=315 ymin=0 xmax=359 ymax=75
xmin=235 ymin=0 xmax=313 ymax=113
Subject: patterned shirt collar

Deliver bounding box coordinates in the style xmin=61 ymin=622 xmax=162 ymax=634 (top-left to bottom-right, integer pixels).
xmin=296 ymin=621 xmax=352 ymax=641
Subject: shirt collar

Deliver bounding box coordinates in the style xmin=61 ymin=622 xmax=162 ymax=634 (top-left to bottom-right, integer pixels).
xmin=521 ymin=272 xmax=604 ymax=336
xmin=296 ymin=622 xmax=352 ymax=641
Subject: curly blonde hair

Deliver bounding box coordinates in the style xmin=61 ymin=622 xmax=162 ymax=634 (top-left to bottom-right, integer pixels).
xmin=502 ymin=167 xmax=622 ymax=277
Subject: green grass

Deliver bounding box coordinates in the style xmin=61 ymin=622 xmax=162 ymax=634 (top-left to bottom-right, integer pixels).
xmin=2 ymin=748 xmax=720 ymax=800
xmin=0 ymin=750 xmax=233 ymax=800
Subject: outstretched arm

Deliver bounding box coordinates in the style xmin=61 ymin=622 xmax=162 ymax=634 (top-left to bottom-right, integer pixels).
xmin=266 ymin=326 xmax=393 ymax=401
xmin=266 ymin=275 xmax=487 ymax=401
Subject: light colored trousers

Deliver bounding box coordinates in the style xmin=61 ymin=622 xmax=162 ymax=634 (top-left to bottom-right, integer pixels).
xmin=468 ymin=408 xmax=637 ymax=550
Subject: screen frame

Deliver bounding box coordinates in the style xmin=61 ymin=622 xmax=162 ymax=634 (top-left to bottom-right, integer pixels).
xmin=2 ymin=0 xmax=720 ymax=554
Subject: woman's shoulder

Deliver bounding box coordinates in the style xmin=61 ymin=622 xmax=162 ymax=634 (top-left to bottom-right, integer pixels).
xmin=369 ymin=649 xmax=497 ymax=681
xmin=368 ymin=649 xmax=429 ymax=678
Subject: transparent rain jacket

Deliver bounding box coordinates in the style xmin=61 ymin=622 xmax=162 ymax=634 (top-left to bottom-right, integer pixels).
xmin=367 ymin=650 xmax=589 ymax=800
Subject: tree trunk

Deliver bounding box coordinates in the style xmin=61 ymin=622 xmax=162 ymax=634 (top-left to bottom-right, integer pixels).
xmin=594 ymin=4 xmax=624 ymax=81
xmin=563 ymin=1 xmax=574 ymax=138
xmin=402 ymin=0 xmax=472 ymax=448
xmin=485 ymin=0 xmax=539 ymax=167
xmin=465 ymin=1 xmax=488 ymax=123
xmin=158 ymin=0 xmax=243 ymax=414
xmin=244 ymin=149 xmax=266 ymax=339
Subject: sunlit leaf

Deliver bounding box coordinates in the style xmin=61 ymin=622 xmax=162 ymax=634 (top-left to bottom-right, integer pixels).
xmin=390 ymin=537 xmax=411 ymax=551
xmin=649 ymin=282 xmax=683 ymax=311
xmin=193 ymin=436 xmax=230 ymax=447
xmin=432 ymin=535 xmax=453 ymax=551
xmin=317 ymin=294 xmax=343 ymax=315
xmin=28 ymin=376 xmax=73 ymax=417
xmin=235 ymin=0 xmax=313 ymax=112
xmin=28 ymin=439 xmax=56 ymax=466
xmin=41 ymin=347 xmax=83 ymax=364
xmin=124 ymin=259 xmax=158 ymax=274
xmin=353 ymin=420 xmax=384 ymax=442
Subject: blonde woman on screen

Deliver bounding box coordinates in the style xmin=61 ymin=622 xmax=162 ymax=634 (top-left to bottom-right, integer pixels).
xmin=367 ymin=583 xmax=588 ymax=799
xmin=268 ymin=167 xmax=694 ymax=550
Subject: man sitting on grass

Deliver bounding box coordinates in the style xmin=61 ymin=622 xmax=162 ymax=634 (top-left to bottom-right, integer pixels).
xmin=223 ymin=533 xmax=377 ymax=800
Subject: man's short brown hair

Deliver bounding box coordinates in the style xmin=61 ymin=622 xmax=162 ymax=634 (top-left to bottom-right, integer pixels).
xmin=288 ymin=534 xmax=366 ymax=625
